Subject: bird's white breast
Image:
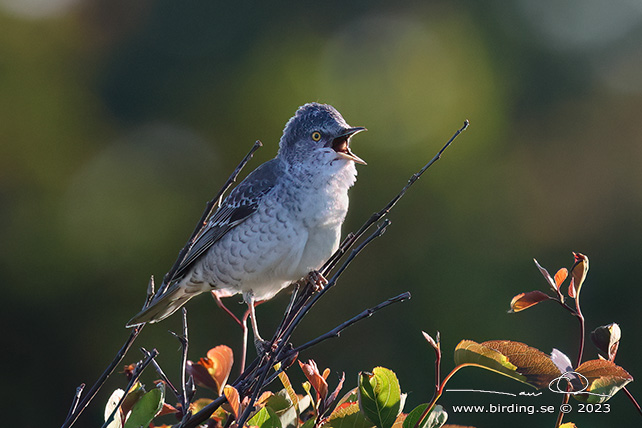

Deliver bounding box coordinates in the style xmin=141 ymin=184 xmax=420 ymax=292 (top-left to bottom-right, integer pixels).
xmin=192 ymin=156 xmax=357 ymax=302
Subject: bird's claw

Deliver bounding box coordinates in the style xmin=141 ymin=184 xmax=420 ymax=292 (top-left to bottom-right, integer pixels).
xmin=254 ymin=338 xmax=272 ymax=355
xmin=306 ymin=270 xmax=328 ymax=292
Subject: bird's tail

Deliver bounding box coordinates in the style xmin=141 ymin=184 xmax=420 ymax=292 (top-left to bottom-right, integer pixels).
xmin=126 ymin=285 xmax=198 ymax=328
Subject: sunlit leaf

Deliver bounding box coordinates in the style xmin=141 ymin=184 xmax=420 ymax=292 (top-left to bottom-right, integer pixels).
xmin=392 ymin=413 xmax=406 ymax=428
xmin=190 ymin=398 xmax=213 ymax=414
xmin=326 ymin=401 xmax=375 ymax=428
xmin=454 ymin=340 xmax=561 ymax=389
xmin=574 ymin=359 xmax=633 ymax=403
xmin=104 ymin=389 xmax=125 ymax=428
xmin=358 ymin=367 xmax=403 ymax=428
xmin=334 ymin=387 xmax=358 ymax=409
xmin=224 ymin=385 xmax=240 ymax=418
xmin=509 ymin=291 xmax=551 ymax=313
xmin=158 ymin=402 xmax=179 ymax=416
xmin=121 ymin=382 xmax=146 ymax=418
xmin=186 ymin=360 xmax=219 ymax=392
xmin=569 ymin=253 xmax=589 ymax=298
xmin=207 ymin=345 xmax=235 ymax=395
xmin=325 ymin=372 xmax=346 ymax=412
xmin=533 ymin=258 xmax=556 ymax=291
xmin=591 ymin=323 xmax=621 ymax=362
xmin=554 ymin=268 xmax=568 ymax=289
xmin=262 ymin=390 xmax=296 ymax=428
xmin=422 ymin=331 xmax=440 ymax=351
xmin=258 ymin=389 xmax=292 ymax=415
xmin=403 ymin=404 xmax=448 ymax=428
xmin=186 ymin=345 xmax=234 ymax=395
xmin=483 ymin=341 xmax=562 ymax=389
xmin=124 ymin=383 xmax=164 ymax=428
xmin=247 ymin=406 xmax=282 ymax=428
xmin=277 ymin=370 xmax=300 ymax=410
xmin=299 ymin=360 xmax=329 ymax=403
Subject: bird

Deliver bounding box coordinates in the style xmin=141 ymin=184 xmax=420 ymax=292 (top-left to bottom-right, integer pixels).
xmin=126 ymin=102 xmax=366 ymax=348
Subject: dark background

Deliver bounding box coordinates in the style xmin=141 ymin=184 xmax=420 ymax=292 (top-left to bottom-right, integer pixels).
xmin=2 ymin=1 xmax=641 ymax=427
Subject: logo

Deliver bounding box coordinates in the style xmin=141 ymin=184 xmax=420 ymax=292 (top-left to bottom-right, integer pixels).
xmin=548 ymin=371 xmax=609 ymax=397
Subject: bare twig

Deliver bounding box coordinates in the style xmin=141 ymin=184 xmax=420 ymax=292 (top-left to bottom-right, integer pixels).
xmin=158 ymin=140 xmax=263 ymax=296
xmin=101 ymin=348 xmax=159 ymax=428
xmin=63 ymin=384 xmax=85 ymax=423
xmin=623 ymin=386 xmax=642 ymax=417
xmin=169 ymin=308 xmax=192 ymax=421
xmin=275 ymin=219 xmax=391 ymax=352
xmin=321 ymin=120 xmax=469 ymax=276
xmin=182 ymin=121 xmax=469 ymax=428
xmin=61 ymin=326 xmax=144 ymax=428
xmin=143 ymin=347 xmax=179 ymax=398
xmin=62 ymin=142 xmax=264 ymax=428
xmin=291 ymin=291 xmax=411 ymax=354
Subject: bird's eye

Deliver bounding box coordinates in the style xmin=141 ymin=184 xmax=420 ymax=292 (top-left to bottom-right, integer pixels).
xmin=311 ymin=131 xmax=322 ymax=141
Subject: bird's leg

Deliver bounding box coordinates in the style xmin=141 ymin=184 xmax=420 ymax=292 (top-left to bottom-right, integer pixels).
xmin=306 ymin=270 xmax=328 ymax=292
xmin=246 ymin=296 xmax=270 ymax=354
xmin=240 ymin=307 xmax=251 ymax=373
xmin=212 ymin=292 xmax=249 ymax=373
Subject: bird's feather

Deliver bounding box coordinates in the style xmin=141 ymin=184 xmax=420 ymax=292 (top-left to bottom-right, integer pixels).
xmin=172 ymin=158 xmax=283 ymax=281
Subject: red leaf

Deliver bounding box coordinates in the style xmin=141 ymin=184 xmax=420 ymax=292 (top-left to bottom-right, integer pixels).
xmin=206 ymin=345 xmax=234 ymax=395
xmin=224 ymin=385 xmax=241 ymax=418
xmin=158 ymin=402 xmax=179 ymax=416
xmin=509 ymin=291 xmax=550 ymax=313
xmin=554 ymin=268 xmax=568 ymax=290
xmin=533 ymin=258 xmax=556 ymax=291
xmin=186 ymin=360 xmax=219 ymax=392
xmin=299 ymin=359 xmax=329 ymax=402
xmin=569 ymin=252 xmax=589 ymax=298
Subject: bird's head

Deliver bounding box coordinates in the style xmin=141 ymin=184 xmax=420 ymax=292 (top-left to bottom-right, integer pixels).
xmin=278 ymin=103 xmax=366 ymax=167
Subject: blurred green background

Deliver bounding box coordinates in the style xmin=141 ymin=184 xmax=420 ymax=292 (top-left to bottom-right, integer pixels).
xmin=2 ymin=0 xmax=642 ymax=426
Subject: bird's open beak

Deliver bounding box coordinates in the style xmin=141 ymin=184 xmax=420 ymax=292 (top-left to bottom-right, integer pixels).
xmin=331 ymin=126 xmax=367 ymax=165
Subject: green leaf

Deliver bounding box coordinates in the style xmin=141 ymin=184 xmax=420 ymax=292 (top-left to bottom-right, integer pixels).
xmin=454 ymin=340 xmax=561 ymax=389
xmin=264 ymin=389 xmax=303 ymax=428
xmin=402 ymin=404 xmax=447 ymax=428
xmin=301 ymin=417 xmax=317 ymax=428
xmin=326 ymin=402 xmax=375 ymax=428
xmin=573 ymin=359 xmax=633 ymax=404
xmin=358 ymin=367 xmax=403 ymax=428
xmin=123 ymin=383 xmax=164 ymax=428
xmin=335 ymin=387 xmax=359 ymax=408
xmin=247 ymin=406 xmax=282 ymax=428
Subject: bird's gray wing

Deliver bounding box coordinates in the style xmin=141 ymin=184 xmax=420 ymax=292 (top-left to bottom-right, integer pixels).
xmin=171 ymin=158 xmax=282 ymax=281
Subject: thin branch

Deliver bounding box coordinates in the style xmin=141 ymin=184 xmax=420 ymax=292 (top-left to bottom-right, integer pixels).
xmin=623 ymin=386 xmax=642 ymax=417
xmin=158 ymin=140 xmax=263 ymax=296
xmin=573 ymin=295 xmax=585 ymax=369
xmin=143 ymin=347 xmax=180 ymax=398
xmin=274 ymin=219 xmax=391 ymax=355
xmin=158 ymin=122 xmax=468 ymax=428
xmin=63 ymin=384 xmax=85 ymax=423
xmin=61 ymin=326 xmax=144 ymax=428
xmin=321 ymin=120 xmax=468 ymax=276
xmin=291 ymin=292 xmax=411 ymax=354
xmin=178 ymin=394 xmax=228 ymax=428
xmin=101 ymin=348 xmax=159 ymax=428
xmin=183 ymin=221 xmax=392 ymax=428
xmin=170 ymin=308 xmax=192 ymax=420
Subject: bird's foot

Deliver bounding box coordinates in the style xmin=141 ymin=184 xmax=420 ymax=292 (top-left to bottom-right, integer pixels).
xmin=254 ymin=337 xmax=272 ymax=355
xmin=306 ymin=270 xmax=328 ymax=292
